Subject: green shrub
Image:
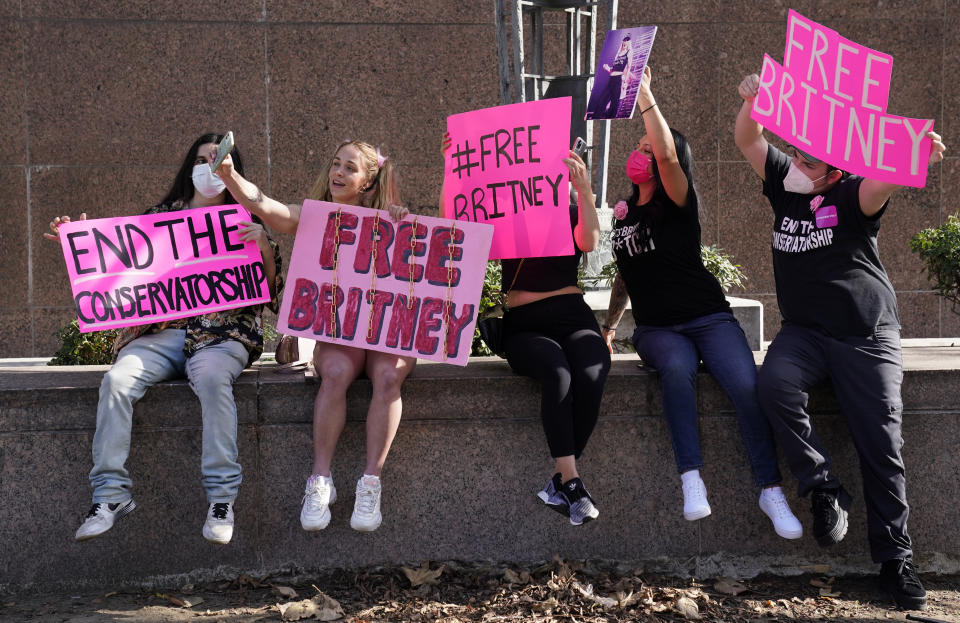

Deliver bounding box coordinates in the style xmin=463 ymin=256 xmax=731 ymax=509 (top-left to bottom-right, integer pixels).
xmin=700 ymin=244 xmax=747 ymax=292
xmin=49 ymin=320 xmax=118 ymax=366
xmin=910 ymin=214 xmax=960 ymax=313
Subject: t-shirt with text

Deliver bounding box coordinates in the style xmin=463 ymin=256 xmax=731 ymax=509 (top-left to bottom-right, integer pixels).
xmin=762 ymin=145 xmax=898 ymax=337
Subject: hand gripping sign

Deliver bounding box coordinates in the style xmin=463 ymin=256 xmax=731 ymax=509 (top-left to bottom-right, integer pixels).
xmin=277 ymin=200 xmax=494 ymax=366
xmin=57 ymin=204 xmax=272 ymax=332
xmin=751 ymin=10 xmax=934 ymax=187
xmin=443 ymin=97 xmax=573 ymax=260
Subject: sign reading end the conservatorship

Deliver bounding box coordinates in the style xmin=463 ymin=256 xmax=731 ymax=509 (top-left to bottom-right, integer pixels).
xmin=58 ymin=204 xmax=271 ymax=332
xmin=277 ymin=200 xmax=493 ymax=366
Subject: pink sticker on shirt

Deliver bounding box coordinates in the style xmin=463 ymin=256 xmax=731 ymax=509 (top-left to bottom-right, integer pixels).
xmin=815 ymin=205 xmax=838 ymax=229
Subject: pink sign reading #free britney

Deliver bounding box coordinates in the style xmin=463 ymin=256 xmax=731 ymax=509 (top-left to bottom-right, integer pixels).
xmin=751 ymin=10 xmax=934 ymax=187
xmin=443 ymin=97 xmax=574 ymax=259
xmin=277 ymin=201 xmax=493 ymax=366
xmin=58 ymin=204 xmax=271 ymax=332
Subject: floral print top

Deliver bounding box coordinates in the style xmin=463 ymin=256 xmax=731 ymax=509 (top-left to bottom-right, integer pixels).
xmin=112 ymin=200 xmax=283 ymax=366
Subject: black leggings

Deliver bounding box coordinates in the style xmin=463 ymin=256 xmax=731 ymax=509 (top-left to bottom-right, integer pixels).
xmin=503 ymin=294 xmax=611 ymax=458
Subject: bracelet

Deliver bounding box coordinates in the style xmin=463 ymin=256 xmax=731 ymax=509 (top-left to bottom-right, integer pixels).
xmin=602 ymin=324 xmax=617 ymax=331
xmin=640 ymin=103 xmax=657 ymax=115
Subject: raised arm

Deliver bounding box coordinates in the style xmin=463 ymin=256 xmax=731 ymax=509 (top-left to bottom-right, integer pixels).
xmin=214 ymin=149 xmax=302 ymax=235
xmin=565 ymin=150 xmax=600 ymax=252
xmin=636 ymin=65 xmax=688 ymax=207
xmin=858 ymin=130 xmax=946 ymax=217
xmin=734 ymin=73 xmax=768 ymax=179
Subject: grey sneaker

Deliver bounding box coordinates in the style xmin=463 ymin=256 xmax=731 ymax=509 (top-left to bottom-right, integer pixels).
xmin=537 ymin=473 xmax=570 ymax=517
xmin=74 ymin=499 xmax=137 ymax=541
xmin=560 ymin=477 xmax=599 ymax=526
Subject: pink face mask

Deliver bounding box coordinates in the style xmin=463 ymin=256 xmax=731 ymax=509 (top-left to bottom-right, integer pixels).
xmin=626 ymin=150 xmax=654 ymax=184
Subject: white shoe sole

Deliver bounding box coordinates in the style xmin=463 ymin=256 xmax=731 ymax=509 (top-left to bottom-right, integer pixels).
xmin=202 ymin=527 xmax=233 ymax=545
xmin=773 ymin=525 xmax=803 ymax=539
xmin=683 ymin=506 xmax=711 ymax=521
xmin=350 ymin=514 xmax=382 ymax=532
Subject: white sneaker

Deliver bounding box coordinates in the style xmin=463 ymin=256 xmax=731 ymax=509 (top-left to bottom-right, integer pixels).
xmin=681 ymin=471 xmax=711 ymax=521
xmin=75 ymin=499 xmax=137 ymax=541
xmin=759 ymin=486 xmax=803 ymax=539
xmin=202 ymin=502 xmax=235 ymax=545
xmin=301 ymin=473 xmax=337 ymax=531
xmin=350 ymin=475 xmax=382 ymax=532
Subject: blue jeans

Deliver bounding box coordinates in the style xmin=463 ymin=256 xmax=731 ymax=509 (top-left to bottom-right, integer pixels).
xmin=633 ymin=311 xmax=782 ymax=487
xmin=90 ymin=329 xmax=249 ymax=504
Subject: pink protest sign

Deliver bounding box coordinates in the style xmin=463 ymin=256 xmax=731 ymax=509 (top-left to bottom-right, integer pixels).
xmin=443 ymin=97 xmax=573 ymax=260
xmin=277 ymin=200 xmax=494 ymax=366
xmin=752 ymin=53 xmax=933 ymax=187
xmin=782 ymin=10 xmax=892 ymax=113
xmin=57 ymin=204 xmax=271 ymax=332
xmin=751 ymin=10 xmax=934 ymax=187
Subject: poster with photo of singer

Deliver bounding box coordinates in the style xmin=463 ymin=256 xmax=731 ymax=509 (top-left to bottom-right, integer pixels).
xmin=585 ymin=26 xmax=657 ymax=120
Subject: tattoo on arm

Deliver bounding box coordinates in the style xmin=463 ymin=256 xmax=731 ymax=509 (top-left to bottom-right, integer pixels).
xmin=605 ymin=273 xmax=629 ymax=326
xmin=246 ymin=187 xmax=263 ymax=204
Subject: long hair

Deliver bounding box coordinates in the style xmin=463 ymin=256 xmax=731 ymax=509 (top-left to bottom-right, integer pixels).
xmin=160 ymin=133 xmax=245 ymax=206
xmin=624 ymin=128 xmax=699 ymax=248
xmin=307 ymin=139 xmax=401 ymax=211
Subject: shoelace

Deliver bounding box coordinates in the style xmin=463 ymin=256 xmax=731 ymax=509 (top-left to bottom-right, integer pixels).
xmin=765 ymin=493 xmax=793 ymax=518
xmin=210 ymin=503 xmax=229 ymax=520
xmin=811 ymin=490 xmax=837 ymax=525
xmin=896 ymin=558 xmax=922 ymax=588
xmin=355 ymin=485 xmax=378 ymax=515
xmin=85 ymin=503 xmax=102 ymax=519
xmin=303 ymin=479 xmax=328 ymax=507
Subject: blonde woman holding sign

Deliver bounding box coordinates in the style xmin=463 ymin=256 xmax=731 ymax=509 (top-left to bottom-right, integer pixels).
xmin=218 ymin=139 xmax=410 ymax=533
xmin=46 ymin=133 xmax=281 ymax=546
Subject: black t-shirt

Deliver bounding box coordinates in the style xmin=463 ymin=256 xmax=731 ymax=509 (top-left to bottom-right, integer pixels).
xmin=762 ymin=145 xmax=899 ymax=337
xmin=502 ymin=204 xmax=581 ymax=292
xmin=611 ymin=187 xmax=729 ymax=326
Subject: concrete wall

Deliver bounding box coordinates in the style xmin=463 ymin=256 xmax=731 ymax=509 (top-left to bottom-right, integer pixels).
xmin=3 ymin=2 xmax=959 ymax=356
xmin=2 ymin=347 xmax=959 ymax=591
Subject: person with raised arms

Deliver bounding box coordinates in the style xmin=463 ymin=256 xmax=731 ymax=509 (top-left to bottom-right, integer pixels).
xmin=603 ymin=66 xmax=802 ymax=539
xmin=46 ymin=133 xmax=281 ymax=546
xmin=735 ymin=71 xmax=946 ymax=611
xmin=217 ymin=139 xmax=410 ymax=533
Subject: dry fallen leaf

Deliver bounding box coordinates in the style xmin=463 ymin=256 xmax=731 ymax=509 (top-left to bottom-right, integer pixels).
xmin=572 ymin=582 xmax=617 ymax=609
xmin=809 ymin=577 xmax=834 ymax=589
xmin=273 ymin=585 xmax=299 ymax=599
xmin=180 ymin=597 xmax=204 ymax=608
xmin=277 ymin=591 xmax=344 ymax=621
xmin=799 ymin=564 xmax=831 ymax=574
xmin=674 ymin=596 xmax=700 ymax=619
xmin=714 ymin=578 xmax=748 ymax=596
xmin=401 ymin=563 xmax=444 ymax=588
xmin=818 ymin=588 xmax=842 ymax=598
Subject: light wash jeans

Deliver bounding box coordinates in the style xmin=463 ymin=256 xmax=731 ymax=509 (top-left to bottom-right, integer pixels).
xmin=90 ymin=329 xmax=249 ymax=504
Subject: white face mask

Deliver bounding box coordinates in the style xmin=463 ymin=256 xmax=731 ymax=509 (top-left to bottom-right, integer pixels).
xmin=191 ymin=163 xmax=226 ymax=198
xmin=782 ymin=162 xmax=827 ymax=195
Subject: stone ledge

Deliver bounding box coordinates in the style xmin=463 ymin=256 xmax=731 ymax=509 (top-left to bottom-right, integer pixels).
xmin=1 ymin=343 xmax=958 ymax=591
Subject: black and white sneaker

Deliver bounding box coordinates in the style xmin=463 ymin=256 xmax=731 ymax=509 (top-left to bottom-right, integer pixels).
xmin=561 ymin=477 xmax=599 ymax=526
xmin=537 ymin=473 xmax=569 ymax=517
xmin=74 ymin=499 xmax=137 ymax=541
xmin=202 ymin=502 xmax=235 ymax=545
xmin=810 ymin=485 xmax=852 ymax=547
xmin=878 ymin=557 xmax=927 ymax=610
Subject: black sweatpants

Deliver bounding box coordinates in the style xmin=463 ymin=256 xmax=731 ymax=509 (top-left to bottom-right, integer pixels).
xmin=757 ymin=322 xmax=912 ymax=562
xmin=503 ymin=294 xmax=611 ymax=458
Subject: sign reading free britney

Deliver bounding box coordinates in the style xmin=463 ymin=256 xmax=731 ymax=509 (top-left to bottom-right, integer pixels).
xmin=751 ymin=10 xmax=934 ymax=187
xmin=443 ymin=97 xmax=573 ymax=259
xmin=58 ymin=204 xmax=271 ymax=332
xmin=277 ymin=200 xmax=493 ymax=366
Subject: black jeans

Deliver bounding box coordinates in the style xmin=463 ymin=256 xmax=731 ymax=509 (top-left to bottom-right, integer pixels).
xmin=503 ymin=294 xmax=611 ymax=458
xmin=757 ymin=322 xmax=912 ymax=562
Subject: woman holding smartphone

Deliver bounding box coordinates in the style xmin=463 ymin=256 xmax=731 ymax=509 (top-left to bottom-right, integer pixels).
xmin=46 ymin=133 xmax=281 ymax=546
xmin=217 ymin=139 xmax=410 ymax=533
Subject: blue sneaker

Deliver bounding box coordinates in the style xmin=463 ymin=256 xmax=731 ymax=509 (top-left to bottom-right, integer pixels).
xmin=537 ymin=473 xmax=569 ymax=517
xmin=560 ymin=477 xmax=599 ymax=526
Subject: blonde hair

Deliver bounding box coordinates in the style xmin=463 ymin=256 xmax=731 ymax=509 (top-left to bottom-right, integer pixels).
xmin=308 ymin=139 xmax=400 ymax=211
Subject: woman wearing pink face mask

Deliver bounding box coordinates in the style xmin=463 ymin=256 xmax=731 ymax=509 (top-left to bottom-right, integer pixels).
xmin=602 ymin=66 xmax=802 ymax=539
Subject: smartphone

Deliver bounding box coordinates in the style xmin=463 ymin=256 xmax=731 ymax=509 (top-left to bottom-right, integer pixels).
xmin=572 ymin=136 xmax=588 ymax=157
xmin=211 ymin=131 xmax=234 ymax=173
